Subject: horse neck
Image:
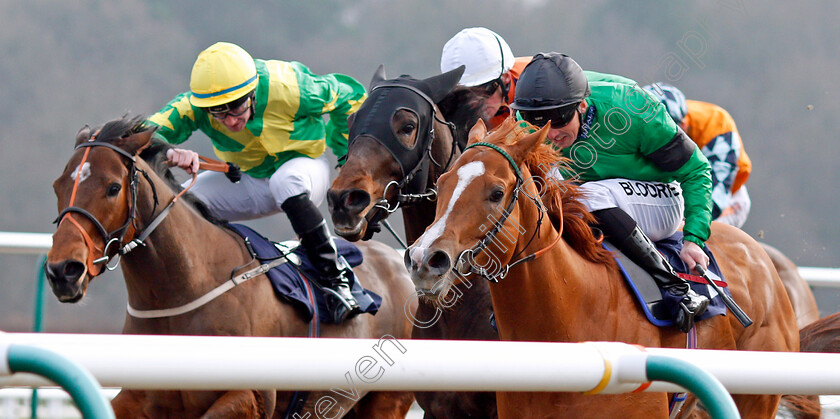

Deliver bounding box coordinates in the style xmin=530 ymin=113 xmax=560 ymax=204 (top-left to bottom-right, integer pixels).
xmin=429 ymin=119 xmax=458 ymax=180
xmin=402 ymin=120 xmax=458 ymax=245
xmin=120 ymin=161 xmax=245 ymax=307
xmin=486 ymin=194 xmax=619 ymax=342
xmin=402 ymin=203 xmax=436 ymax=245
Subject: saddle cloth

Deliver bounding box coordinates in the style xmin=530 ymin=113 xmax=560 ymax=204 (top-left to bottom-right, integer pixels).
xmin=227 ymin=223 xmax=382 ymax=324
xmin=605 ymin=232 xmax=730 ymax=327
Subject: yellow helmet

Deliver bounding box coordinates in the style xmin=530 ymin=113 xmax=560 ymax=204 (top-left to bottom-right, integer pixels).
xmin=189 ymin=42 xmax=258 ymax=108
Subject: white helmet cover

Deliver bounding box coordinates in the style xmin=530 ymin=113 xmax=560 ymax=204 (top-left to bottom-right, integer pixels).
xmin=441 ymin=27 xmax=514 ymax=87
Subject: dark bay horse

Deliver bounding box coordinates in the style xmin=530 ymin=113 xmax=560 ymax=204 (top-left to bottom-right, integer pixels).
xmin=780 ymin=312 xmax=840 ymax=419
xmin=800 ymin=312 xmax=840 ymax=353
xmin=44 ymin=116 xmax=417 ymax=418
xmin=328 ymin=66 xmax=498 ymax=417
xmin=406 ymin=118 xmax=799 ymax=418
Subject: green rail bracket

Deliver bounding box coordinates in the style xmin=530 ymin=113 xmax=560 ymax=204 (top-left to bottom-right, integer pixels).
xmin=4 ymin=343 xmax=115 ymax=419
xmin=647 ymin=354 xmax=739 ymax=419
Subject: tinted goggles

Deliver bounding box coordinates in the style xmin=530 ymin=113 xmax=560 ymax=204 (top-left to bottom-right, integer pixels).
xmin=518 ymin=104 xmax=578 ymax=128
xmin=206 ymin=94 xmax=253 ymax=120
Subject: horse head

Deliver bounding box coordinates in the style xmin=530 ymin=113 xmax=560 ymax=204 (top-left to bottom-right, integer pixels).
xmin=405 ymin=117 xmax=555 ymax=301
xmin=45 ymin=116 xmax=153 ymax=302
xmin=328 ymin=65 xmax=479 ymax=242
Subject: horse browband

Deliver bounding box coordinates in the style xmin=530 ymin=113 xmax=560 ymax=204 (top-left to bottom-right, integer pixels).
xmin=75 ymin=141 xmax=136 ymax=161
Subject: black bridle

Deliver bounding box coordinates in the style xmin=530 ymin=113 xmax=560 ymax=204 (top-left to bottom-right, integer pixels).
xmin=349 ymin=82 xmax=458 ymax=241
xmin=453 ymin=141 xmax=556 ymax=283
xmin=54 ymin=140 xmax=162 ymax=275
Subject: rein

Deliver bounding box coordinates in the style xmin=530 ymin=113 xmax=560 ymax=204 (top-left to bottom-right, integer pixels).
xmin=56 ymin=137 xmax=295 ymax=319
xmin=454 ymin=141 xmax=563 ymax=283
xmin=127 ymin=246 xmax=301 ymax=319
xmin=55 ymin=138 xmax=233 ymax=277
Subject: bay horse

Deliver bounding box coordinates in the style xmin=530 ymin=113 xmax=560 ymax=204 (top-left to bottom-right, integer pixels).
xmin=328 ymin=66 xmax=498 ymax=417
xmin=405 ymin=118 xmax=799 ymax=418
xmin=44 ymin=116 xmax=417 ymax=418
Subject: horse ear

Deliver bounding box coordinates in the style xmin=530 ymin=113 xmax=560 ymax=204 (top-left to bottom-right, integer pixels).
xmin=467 ymin=119 xmax=487 ymax=146
xmin=424 ymin=65 xmax=465 ymax=103
xmin=510 ymin=122 xmax=550 ymax=162
xmin=121 ymin=128 xmax=155 ymax=156
xmin=75 ymin=125 xmax=91 ymax=146
xmin=370 ymin=65 xmax=387 ymax=90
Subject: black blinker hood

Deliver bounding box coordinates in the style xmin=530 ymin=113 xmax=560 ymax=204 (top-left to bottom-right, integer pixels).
xmin=348 ymin=65 xmax=464 ymax=194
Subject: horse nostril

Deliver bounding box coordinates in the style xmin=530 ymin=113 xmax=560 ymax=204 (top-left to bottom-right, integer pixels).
xmin=44 ymin=262 xmax=58 ymax=282
xmin=45 ymin=260 xmax=85 ymax=283
xmin=327 ymin=189 xmax=342 ymax=211
xmin=427 ymin=250 xmax=452 ymax=276
xmin=62 ymin=261 xmax=85 ymax=280
xmin=404 ymin=248 xmax=414 ymax=271
xmin=345 ymin=189 xmax=371 ymax=212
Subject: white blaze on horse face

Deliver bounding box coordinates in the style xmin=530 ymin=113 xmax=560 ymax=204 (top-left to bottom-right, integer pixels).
xmin=70 ymin=162 xmax=92 ymax=184
xmin=410 ymin=161 xmax=485 ymax=265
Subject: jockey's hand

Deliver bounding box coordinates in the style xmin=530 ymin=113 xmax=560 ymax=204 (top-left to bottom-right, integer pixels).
xmin=166 ymin=148 xmax=200 ymax=175
xmin=680 ymin=240 xmax=709 ymax=273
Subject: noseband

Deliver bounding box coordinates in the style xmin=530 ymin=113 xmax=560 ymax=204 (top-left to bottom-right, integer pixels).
xmin=453 ymin=141 xmax=563 ymax=283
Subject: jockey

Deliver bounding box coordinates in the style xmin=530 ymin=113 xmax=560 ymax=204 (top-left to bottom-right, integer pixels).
xmin=147 ymin=42 xmax=367 ymax=323
xmin=643 ymin=83 xmax=752 ymax=228
xmin=440 ymin=27 xmax=531 ymax=129
xmin=511 ymin=53 xmax=712 ymax=333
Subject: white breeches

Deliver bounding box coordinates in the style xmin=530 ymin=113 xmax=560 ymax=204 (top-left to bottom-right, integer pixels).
xmin=184 ymin=156 xmax=331 ymax=221
xmin=578 ymin=178 xmax=685 ymax=241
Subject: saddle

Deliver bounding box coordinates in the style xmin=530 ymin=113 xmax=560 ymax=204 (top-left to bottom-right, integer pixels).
xmin=226 ymin=223 xmax=382 ymax=324
xmin=606 ymin=232 xmax=729 ymax=327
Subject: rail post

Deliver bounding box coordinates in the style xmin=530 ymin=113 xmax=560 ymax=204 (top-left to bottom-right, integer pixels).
xmin=30 ymin=254 xmax=48 ymax=418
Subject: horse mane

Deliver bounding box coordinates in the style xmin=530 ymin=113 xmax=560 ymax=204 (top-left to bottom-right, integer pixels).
xmin=436 ymin=86 xmax=483 ymax=150
xmin=523 ymin=143 xmax=615 ymax=265
xmin=137 ymin=139 xmax=227 ymax=225
xmin=483 ymin=120 xmax=615 ymax=265
xmin=92 ymin=115 xmax=149 ymax=147
xmin=90 ymin=115 xmax=225 ymax=225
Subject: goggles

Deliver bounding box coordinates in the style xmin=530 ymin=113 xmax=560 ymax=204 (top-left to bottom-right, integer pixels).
xmin=518 ymin=103 xmax=578 ymax=128
xmin=206 ymin=94 xmax=253 ymax=120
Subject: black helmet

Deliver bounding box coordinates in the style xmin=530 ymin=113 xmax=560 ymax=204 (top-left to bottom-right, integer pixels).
xmin=510 ymin=53 xmax=590 ymax=111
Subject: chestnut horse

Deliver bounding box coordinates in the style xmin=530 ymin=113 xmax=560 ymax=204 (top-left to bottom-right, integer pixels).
xmin=44 ymin=116 xmax=416 ymax=418
xmin=328 ymin=67 xmax=497 ymax=418
xmin=406 ymin=118 xmax=799 ymax=418
xmin=760 ymin=242 xmax=820 ymax=328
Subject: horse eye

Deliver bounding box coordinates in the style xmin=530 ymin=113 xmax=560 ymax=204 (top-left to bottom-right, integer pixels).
xmin=107 ymin=183 xmax=122 ymax=197
xmin=399 ymin=123 xmax=416 ymax=135
xmin=489 ymin=188 xmax=505 ymax=203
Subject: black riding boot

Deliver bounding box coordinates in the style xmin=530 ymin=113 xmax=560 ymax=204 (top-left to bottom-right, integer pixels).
xmin=593 ymin=208 xmax=709 ymax=333
xmin=282 ymin=193 xmax=361 ymax=323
